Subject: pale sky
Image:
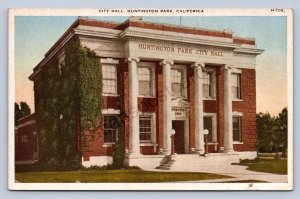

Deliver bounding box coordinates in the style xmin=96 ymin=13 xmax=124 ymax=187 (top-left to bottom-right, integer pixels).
xmin=15 ymin=16 xmax=287 ymax=116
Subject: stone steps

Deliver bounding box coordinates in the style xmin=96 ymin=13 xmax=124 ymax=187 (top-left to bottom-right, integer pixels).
xmin=155 ymin=153 xmax=240 ymax=171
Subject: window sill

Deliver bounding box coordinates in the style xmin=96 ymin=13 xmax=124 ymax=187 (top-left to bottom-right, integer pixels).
xmin=139 ymin=143 xmax=158 ymax=146
xmin=171 ymin=97 xmax=188 ymax=100
xmin=233 ymin=141 xmax=243 ymax=145
xmin=103 ymin=143 xmax=116 ymax=147
xmin=232 ymin=99 xmax=243 ymax=102
xmin=138 ymin=95 xmax=156 ymax=98
xmin=208 ymin=142 xmax=219 ymax=145
xmin=102 ymin=94 xmax=119 ymax=97
xmin=203 ymin=98 xmax=216 ymax=101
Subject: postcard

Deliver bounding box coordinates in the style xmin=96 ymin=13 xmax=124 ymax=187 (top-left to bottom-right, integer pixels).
xmin=8 ymin=8 xmax=293 ymax=190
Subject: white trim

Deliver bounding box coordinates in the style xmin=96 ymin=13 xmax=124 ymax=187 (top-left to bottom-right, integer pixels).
xmin=139 ymin=143 xmax=158 ymax=147
xmin=171 ymin=64 xmax=187 ymax=99
xmin=16 ymin=120 xmax=36 ymax=128
xmin=100 ymin=58 xmax=119 ymax=65
xmin=208 ymin=142 xmax=219 ymax=145
xmin=137 ymin=62 xmax=156 ymax=98
xmin=102 ymin=109 xmax=120 ymax=115
xmin=232 ymin=111 xmax=243 ymax=116
xmin=233 ymin=142 xmax=244 ymax=145
xmin=81 ymin=156 xmax=113 ymax=168
xmin=102 ymin=143 xmax=115 ymax=147
xmin=102 ymin=94 xmax=120 ymax=97
xmin=231 ymin=68 xmax=242 ymax=74
xmin=232 ymin=99 xmax=243 ymax=102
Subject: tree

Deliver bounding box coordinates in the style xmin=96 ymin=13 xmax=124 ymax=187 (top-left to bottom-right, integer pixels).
xmin=273 ymin=108 xmax=288 ymax=158
xmin=20 ymin=101 xmax=31 ymax=116
xmin=15 ymin=103 xmax=22 ymax=125
xmin=256 ymin=108 xmax=288 ymax=159
xmin=256 ymin=112 xmax=274 ymax=153
xmin=15 ymin=101 xmax=31 ymax=125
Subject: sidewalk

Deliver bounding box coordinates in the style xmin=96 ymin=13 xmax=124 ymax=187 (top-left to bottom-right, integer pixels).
xmin=146 ymin=164 xmax=288 ymax=183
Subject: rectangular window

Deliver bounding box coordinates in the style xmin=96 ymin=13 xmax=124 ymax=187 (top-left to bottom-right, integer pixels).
xmin=204 ymin=117 xmax=213 ymax=142
xmin=139 ymin=115 xmax=152 ymax=142
xmin=171 ymin=68 xmax=186 ymax=98
xmin=233 ymin=116 xmax=242 ymax=142
xmin=138 ymin=67 xmax=152 ymax=96
xmin=232 ymin=73 xmax=241 ymax=99
xmin=21 ymin=135 xmax=29 ymax=143
xmin=203 ymin=72 xmax=214 ymax=98
xmin=102 ymin=64 xmax=117 ymax=94
xmin=104 ymin=115 xmax=118 ymax=143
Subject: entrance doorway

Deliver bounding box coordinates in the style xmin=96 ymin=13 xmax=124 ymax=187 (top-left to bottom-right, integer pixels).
xmin=172 ymin=120 xmax=185 ymax=154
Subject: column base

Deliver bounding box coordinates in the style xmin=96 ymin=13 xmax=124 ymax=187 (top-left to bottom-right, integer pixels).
xmin=195 ymin=148 xmax=205 ymax=155
xmin=224 ymin=148 xmax=235 ymax=153
xmin=190 ymin=148 xmax=197 ymax=154
xmin=218 ymin=147 xmax=225 ymax=153
xmin=161 ymin=149 xmax=171 ymax=155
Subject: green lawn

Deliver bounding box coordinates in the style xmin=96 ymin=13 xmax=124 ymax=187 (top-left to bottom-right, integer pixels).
xmin=15 ymin=170 xmax=232 ymax=183
xmin=237 ymin=158 xmax=287 ymax=175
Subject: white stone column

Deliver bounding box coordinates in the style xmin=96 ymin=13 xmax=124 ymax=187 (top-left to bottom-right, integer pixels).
xmin=224 ymin=65 xmax=234 ymax=152
xmin=193 ymin=63 xmax=205 ymax=154
xmin=160 ymin=60 xmax=174 ymax=154
xmin=127 ymin=57 xmax=141 ymax=156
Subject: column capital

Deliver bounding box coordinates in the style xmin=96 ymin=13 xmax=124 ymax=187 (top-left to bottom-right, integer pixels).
xmin=126 ymin=57 xmax=140 ymax=63
xmin=160 ymin=59 xmax=174 ymax=66
xmin=191 ymin=62 xmax=205 ymax=69
xmin=224 ymin=65 xmax=233 ymax=70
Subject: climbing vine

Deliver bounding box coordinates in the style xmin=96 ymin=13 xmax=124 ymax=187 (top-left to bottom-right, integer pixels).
xmin=34 ymin=40 xmax=102 ymax=170
xmin=112 ymin=72 xmax=126 ymax=169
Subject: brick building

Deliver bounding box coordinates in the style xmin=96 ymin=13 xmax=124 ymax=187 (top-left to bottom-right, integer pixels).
xmin=29 ymin=17 xmax=263 ymax=168
xmin=15 ymin=114 xmax=38 ymax=164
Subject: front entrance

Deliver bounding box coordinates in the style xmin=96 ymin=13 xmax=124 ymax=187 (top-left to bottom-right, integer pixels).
xmin=172 ymin=120 xmax=185 ymax=154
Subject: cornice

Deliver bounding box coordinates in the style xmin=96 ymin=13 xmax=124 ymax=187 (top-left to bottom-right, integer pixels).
xmin=233 ymin=47 xmax=264 ymax=55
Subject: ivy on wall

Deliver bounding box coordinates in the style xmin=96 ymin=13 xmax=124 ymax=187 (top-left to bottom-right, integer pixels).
xmin=112 ymin=72 xmax=126 ymax=169
xmin=34 ymin=40 xmax=102 ymax=170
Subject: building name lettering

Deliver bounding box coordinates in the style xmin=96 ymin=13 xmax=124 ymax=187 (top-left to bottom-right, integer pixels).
xmin=138 ymin=43 xmax=224 ymax=57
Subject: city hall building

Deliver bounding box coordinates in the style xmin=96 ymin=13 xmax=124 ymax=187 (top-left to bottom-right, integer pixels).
xmin=29 ymin=17 xmax=263 ymax=168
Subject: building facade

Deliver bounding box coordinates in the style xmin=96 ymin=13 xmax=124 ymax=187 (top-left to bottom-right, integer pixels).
xmin=15 ymin=114 xmax=38 ymax=164
xmin=29 ymin=17 xmax=263 ymax=168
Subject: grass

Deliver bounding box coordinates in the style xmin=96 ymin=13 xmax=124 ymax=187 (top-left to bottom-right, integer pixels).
xmin=15 ymin=170 xmax=232 ymax=183
xmin=235 ymin=158 xmax=287 ymax=175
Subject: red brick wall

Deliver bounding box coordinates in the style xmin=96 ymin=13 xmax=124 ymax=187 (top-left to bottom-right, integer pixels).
xmin=188 ymin=66 xmax=195 ymax=150
xmin=232 ymin=69 xmax=256 ymax=151
xmin=156 ymin=62 xmax=164 ymax=153
xmin=216 ymin=67 xmax=225 ymax=150
xmin=82 ymin=59 xmax=127 ymax=160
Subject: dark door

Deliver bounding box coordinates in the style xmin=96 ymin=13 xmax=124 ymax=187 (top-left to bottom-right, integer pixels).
xmin=172 ymin=120 xmax=185 ymax=154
